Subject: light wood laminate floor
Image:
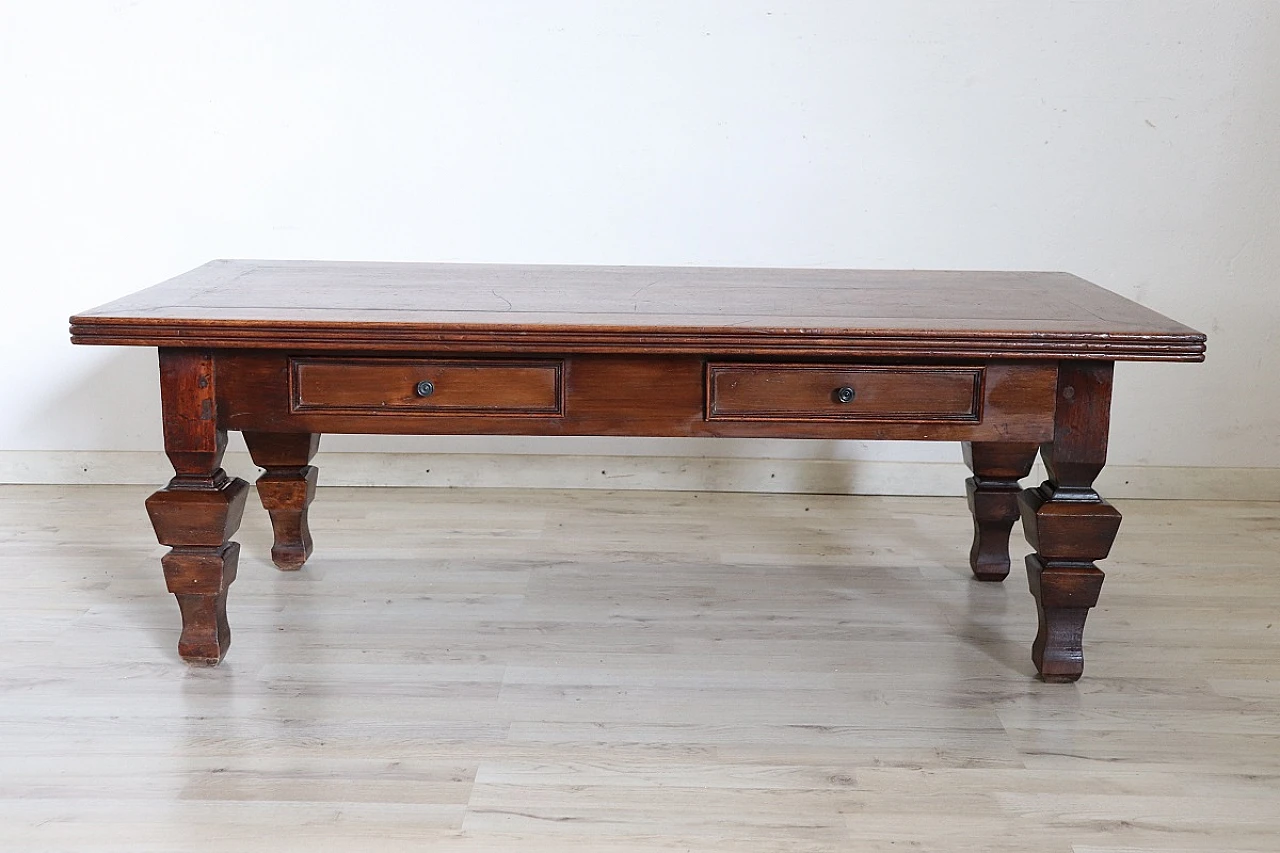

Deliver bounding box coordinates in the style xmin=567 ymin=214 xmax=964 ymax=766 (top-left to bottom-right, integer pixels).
xmin=2 ymin=484 xmax=1278 ymax=851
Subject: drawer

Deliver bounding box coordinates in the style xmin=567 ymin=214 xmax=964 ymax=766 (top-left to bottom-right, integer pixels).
xmin=290 ymin=358 xmax=563 ymax=416
xmin=706 ymin=363 xmax=983 ymax=422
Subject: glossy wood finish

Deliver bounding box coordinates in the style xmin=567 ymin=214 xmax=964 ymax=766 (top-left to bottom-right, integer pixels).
xmin=1019 ymin=362 xmax=1123 ymax=682
xmin=6 ymin=485 xmax=1280 ymax=851
xmin=143 ymin=349 xmax=250 ymax=665
xmin=69 ymin=261 xmax=1205 ymax=677
xmin=963 ymin=441 xmax=1040 ymax=581
xmin=243 ymin=431 xmax=320 ymax=570
xmin=707 ymin=363 xmax=983 ymax=422
xmin=71 ymin=260 xmax=1206 ymax=360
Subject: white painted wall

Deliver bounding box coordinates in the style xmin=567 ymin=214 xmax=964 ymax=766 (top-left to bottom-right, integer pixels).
xmin=2 ymin=2 xmax=1276 ymax=485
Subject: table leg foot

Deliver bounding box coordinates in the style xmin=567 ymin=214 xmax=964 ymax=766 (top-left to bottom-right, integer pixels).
xmin=1020 ymin=484 xmax=1121 ymax=681
xmin=1026 ymin=555 xmax=1106 ymax=682
xmin=963 ymin=442 xmax=1038 ymax=581
xmin=169 ymin=545 xmax=239 ymax=665
xmin=244 ymin=432 xmax=320 ymax=571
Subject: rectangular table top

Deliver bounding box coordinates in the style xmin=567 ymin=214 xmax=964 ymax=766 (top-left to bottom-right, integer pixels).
xmin=70 ymin=260 xmax=1205 ymax=361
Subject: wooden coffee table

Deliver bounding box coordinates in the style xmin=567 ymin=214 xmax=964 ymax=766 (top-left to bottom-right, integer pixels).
xmin=70 ymin=260 xmax=1205 ymax=681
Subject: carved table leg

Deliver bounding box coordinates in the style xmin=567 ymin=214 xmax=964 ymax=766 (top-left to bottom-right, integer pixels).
xmin=144 ymin=350 xmax=250 ymax=665
xmin=1018 ymin=362 xmax=1123 ymax=682
xmin=963 ymin=441 xmax=1039 ymax=581
xmin=243 ymin=432 xmax=320 ymax=570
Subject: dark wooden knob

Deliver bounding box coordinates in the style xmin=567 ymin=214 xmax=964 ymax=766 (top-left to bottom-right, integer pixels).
xmin=835 ymin=386 xmax=855 ymax=404
xmin=415 ymin=380 xmax=435 ymax=398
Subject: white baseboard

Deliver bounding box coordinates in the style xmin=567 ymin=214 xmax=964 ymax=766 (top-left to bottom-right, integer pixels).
xmin=0 ymin=450 xmax=1273 ymax=500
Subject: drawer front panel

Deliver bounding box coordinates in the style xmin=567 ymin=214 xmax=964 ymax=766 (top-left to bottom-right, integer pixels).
xmin=707 ymin=363 xmax=983 ymax=422
xmin=291 ymin=358 xmax=563 ymax=416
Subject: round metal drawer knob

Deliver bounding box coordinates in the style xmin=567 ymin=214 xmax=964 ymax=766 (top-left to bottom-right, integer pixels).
xmin=415 ymin=380 xmax=435 ymax=398
xmin=835 ymin=386 xmax=856 ymax=404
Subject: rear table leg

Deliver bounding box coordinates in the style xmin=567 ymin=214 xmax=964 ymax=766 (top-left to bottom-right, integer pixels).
xmin=243 ymin=432 xmax=321 ymax=570
xmin=963 ymin=441 xmax=1039 ymax=581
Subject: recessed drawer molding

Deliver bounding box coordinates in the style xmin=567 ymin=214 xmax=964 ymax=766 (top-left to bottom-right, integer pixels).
xmin=706 ymin=363 xmax=984 ymax=423
xmin=290 ymin=358 xmax=563 ymax=416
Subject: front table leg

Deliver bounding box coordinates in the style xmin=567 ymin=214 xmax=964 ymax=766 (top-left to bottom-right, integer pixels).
xmin=243 ymin=432 xmax=320 ymax=570
xmin=1018 ymin=362 xmax=1123 ymax=682
xmin=144 ymin=350 xmax=250 ymax=665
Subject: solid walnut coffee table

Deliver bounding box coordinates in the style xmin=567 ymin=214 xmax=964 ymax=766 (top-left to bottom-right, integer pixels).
xmin=70 ymin=260 xmax=1204 ymax=681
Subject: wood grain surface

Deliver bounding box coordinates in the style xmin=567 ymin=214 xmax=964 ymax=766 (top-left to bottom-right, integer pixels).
xmin=2 ymin=485 xmax=1277 ymax=851
xmin=69 ymin=260 xmax=1206 ymax=360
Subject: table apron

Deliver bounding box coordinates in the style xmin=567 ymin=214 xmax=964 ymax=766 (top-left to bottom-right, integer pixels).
xmin=215 ymin=352 xmax=1058 ymax=443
